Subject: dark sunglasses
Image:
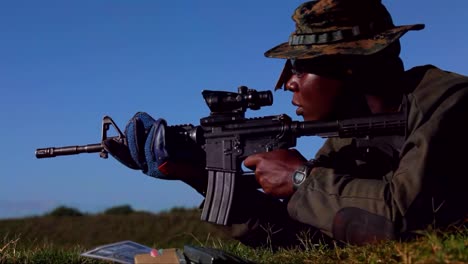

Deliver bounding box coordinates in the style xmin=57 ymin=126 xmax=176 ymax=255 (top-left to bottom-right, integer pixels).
xmin=274 ymin=58 xmax=348 ymax=90
xmin=291 ymin=59 xmax=346 ymax=78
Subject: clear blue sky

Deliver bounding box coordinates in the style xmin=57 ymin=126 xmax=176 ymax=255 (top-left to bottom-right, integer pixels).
xmin=1 ymin=0 xmax=466 ymax=219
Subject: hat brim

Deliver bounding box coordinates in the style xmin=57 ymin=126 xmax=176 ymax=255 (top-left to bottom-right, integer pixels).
xmin=265 ymin=24 xmax=425 ymax=59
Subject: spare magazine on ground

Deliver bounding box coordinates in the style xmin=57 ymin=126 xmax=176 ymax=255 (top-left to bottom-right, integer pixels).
xmin=81 ymin=240 xmax=253 ymax=264
xmin=81 ymin=240 xmax=153 ymax=264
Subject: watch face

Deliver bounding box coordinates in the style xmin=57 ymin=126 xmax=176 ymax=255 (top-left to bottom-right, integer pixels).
xmin=293 ymin=171 xmax=306 ymax=185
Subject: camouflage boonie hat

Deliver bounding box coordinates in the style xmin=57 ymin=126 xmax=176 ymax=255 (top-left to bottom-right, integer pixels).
xmin=265 ymin=0 xmax=424 ymax=60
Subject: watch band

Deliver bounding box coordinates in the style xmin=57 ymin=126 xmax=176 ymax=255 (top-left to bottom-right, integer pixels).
xmin=292 ymin=160 xmax=316 ymax=191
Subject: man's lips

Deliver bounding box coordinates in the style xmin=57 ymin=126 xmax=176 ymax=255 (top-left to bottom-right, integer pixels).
xmin=292 ymin=101 xmax=303 ymax=116
xmin=296 ymin=107 xmax=304 ymax=116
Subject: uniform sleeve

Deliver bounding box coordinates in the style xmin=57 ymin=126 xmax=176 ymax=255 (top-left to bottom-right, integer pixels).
xmin=287 ymin=76 xmax=468 ymax=242
xmin=225 ymin=140 xmax=353 ymax=249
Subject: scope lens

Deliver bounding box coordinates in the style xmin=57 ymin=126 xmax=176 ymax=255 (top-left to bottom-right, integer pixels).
xmin=247 ymin=90 xmax=273 ymax=110
xmin=257 ymin=91 xmax=273 ymax=106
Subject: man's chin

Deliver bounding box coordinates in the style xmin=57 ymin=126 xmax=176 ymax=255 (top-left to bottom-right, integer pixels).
xmin=296 ymin=113 xmax=306 ymax=121
xmin=302 ymin=114 xmax=322 ymax=122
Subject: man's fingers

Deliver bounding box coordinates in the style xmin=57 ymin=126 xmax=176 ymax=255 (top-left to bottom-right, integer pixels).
xmin=243 ymin=153 xmax=261 ymax=169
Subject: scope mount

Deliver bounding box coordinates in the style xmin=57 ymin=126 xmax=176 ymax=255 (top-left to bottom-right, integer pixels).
xmin=201 ymin=86 xmax=273 ymax=125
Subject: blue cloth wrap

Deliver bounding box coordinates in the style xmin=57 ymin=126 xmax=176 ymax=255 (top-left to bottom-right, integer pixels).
xmin=125 ymin=112 xmax=171 ymax=179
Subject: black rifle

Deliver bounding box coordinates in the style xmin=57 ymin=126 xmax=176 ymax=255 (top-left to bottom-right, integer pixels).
xmin=36 ymin=86 xmax=406 ymax=226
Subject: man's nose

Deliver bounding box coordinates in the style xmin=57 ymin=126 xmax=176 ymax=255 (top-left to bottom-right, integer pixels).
xmin=285 ymin=76 xmax=298 ymax=92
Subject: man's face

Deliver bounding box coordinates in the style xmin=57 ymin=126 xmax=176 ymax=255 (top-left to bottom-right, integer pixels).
xmin=284 ymin=59 xmax=345 ymax=121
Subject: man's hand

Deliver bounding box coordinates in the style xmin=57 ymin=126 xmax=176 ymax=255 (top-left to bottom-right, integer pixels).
xmin=102 ymin=112 xmax=177 ymax=178
xmin=243 ymin=149 xmax=307 ymax=198
xmin=102 ymin=112 xmax=207 ymax=194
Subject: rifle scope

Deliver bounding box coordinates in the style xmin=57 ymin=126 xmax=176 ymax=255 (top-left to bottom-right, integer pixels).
xmin=202 ymin=86 xmax=273 ymax=114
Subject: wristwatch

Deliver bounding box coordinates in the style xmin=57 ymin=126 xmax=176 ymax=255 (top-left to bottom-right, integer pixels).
xmin=292 ymin=160 xmax=316 ymax=191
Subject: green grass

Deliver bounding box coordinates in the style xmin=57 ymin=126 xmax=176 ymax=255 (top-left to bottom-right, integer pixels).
xmin=0 ymin=241 xmax=102 ymax=264
xmin=208 ymin=226 xmax=468 ymax=264
xmin=0 ymin=208 xmax=466 ymax=263
xmin=0 ymin=208 xmax=231 ymax=250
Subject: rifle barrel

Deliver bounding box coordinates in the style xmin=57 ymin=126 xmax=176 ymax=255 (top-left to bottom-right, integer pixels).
xmin=35 ymin=143 xmax=103 ymax=158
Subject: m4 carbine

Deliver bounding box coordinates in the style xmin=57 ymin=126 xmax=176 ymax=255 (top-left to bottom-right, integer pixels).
xmin=36 ymin=86 xmax=406 ymax=226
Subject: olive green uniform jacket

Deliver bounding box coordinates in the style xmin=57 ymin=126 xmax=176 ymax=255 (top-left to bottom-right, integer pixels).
xmin=230 ymin=65 xmax=468 ymax=247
